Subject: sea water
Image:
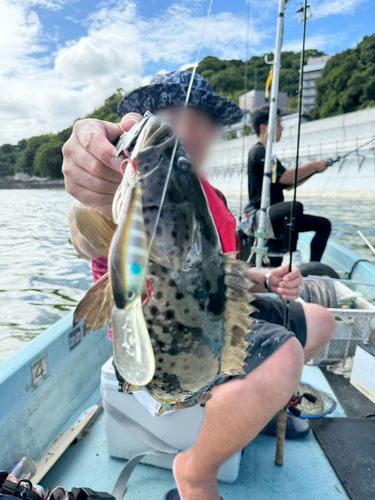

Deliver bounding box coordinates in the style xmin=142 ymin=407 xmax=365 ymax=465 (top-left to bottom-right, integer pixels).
xmin=0 ymin=189 xmax=374 ymax=363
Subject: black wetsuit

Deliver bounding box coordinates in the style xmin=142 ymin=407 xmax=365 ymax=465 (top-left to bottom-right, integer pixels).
xmin=247 ymin=142 xmax=331 ymax=262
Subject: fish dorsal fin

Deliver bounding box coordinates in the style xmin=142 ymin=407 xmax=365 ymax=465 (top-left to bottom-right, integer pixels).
xmin=221 ymin=257 xmax=258 ymax=377
xmin=73 ymin=273 xmax=114 ymax=334
xmin=75 ymin=205 xmax=117 ymax=257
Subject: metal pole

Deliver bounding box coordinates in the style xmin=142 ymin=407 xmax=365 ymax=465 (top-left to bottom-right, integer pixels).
xmin=284 ymin=0 xmax=308 ymax=329
xmin=255 ymin=0 xmax=286 ymax=269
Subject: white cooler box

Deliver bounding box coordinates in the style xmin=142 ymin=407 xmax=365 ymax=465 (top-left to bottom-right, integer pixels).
xmin=101 ymin=357 xmax=242 ymax=483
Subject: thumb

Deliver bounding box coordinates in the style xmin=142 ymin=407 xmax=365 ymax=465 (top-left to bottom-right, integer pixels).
xmin=119 ymin=112 xmax=143 ymax=134
xmin=101 ymin=113 xmax=143 ymax=144
xmin=272 ymin=265 xmax=289 ymax=277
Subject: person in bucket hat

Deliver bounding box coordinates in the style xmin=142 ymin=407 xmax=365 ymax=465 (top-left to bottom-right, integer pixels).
xmin=63 ymin=70 xmax=336 ymax=500
xmin=117 ymin=70 xmax=243 ymax=126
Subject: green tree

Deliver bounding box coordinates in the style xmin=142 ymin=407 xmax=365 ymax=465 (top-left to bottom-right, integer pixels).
xmin=0 ymin=139 xmax=27 ymax=178
xmin=196 ymin=49 xmax=325 ymax=105
xmin=34 ymin=138 xmax=64 ymax=178
xmin=16 ymin=135 xmax=50 ymax=174
xmin=312 ymin=34 xmax=375 ymax=119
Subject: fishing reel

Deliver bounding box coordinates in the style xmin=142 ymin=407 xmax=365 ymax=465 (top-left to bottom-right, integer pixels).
xmin=324 ymin=156 xmax=340 ymax=167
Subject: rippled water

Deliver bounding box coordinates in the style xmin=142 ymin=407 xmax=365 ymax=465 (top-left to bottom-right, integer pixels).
xmin=227 ymin=196 xmax=375 ymax=266
xmin=0 ymin=189 xmax=92 ymax=363
xmin=0 ymin=189 xmax=374 ymax=363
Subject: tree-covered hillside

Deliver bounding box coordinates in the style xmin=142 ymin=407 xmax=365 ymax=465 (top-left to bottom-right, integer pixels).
xmin=311 ymin=34 xmax=375 ymax=119
xmin=0 ymin=91 xmax=124 ymax=180
xmin=196 ymin=49 xmax=325 ymax=105
xmin=1 ymin=34 xmax=374 ymax=180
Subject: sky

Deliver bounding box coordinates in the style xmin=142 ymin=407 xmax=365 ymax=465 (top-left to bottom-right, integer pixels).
xmin=0 ymin=0 xmax=374 ymax=145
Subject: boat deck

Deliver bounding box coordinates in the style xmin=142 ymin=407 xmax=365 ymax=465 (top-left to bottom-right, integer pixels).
xmin=43 ymin=366 xmax=348 ymax=500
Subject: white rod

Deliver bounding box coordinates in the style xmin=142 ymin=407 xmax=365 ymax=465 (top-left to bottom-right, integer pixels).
xmin=255 ymin=0 xmax=286 ymax=269
xmin=358 ymin=230 xmax=375 ymax=255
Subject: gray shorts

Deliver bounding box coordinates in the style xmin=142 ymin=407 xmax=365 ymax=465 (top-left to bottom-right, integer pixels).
xmin=215 ymin=296 xmax=306 ymax=386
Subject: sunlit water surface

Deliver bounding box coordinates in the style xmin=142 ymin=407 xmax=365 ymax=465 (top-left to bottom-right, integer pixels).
xmin=0 ymin=189 xmax=374 ymax=362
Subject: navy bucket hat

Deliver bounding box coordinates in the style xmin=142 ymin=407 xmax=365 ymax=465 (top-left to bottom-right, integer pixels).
xmin=117 ymin=70 xmax=243 ymax=126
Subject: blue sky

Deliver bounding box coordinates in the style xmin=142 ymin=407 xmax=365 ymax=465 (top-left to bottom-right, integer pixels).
xmin=0 ymin=0 xmax=374 ymax=144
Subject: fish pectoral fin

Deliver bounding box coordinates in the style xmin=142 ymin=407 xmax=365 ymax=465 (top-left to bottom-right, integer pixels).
xmin=73 ymin=273 xmax=114 ymax=334
xmin=74 ymin=205 xmax=117 ymax=257
xmin=221 ymin=258 xmax=258 ymax=377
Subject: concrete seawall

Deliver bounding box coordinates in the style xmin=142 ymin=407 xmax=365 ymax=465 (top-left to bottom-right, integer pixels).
xmin=207 ymin=108 xmax=375 ymax=201
xmin=0 ymin=179 xmax=65 ymax=189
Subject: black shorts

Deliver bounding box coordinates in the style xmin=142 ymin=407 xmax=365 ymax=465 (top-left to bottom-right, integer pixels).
xmin=252 ymin=296 xmax=307 ymax=348
xmin=215 ymin=296 xmax=307 ymax=385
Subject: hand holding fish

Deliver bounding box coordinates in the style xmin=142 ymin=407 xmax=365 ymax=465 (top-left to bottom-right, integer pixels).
xmin=62 ymin=113 xmax=143 ymax=218
xmin=268 ymin=265 xmax=302 ymax=301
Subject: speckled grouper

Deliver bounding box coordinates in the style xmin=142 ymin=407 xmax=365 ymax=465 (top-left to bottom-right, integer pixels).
xmin=73 ymin=113 xmax=258 ymax=415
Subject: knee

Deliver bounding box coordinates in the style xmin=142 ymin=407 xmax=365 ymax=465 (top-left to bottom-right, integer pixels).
xmin=295 ymin=202 xmax=303 ymax=217
xmin=320 ymin=306 xmax=336 ymax=341
xmin=306 ymin=303 xmax=336 ymax=342
xmin=280 ymin=337 xmax=305 ymax=380
xmin=320 ymin=217 xmax=331 ymax=234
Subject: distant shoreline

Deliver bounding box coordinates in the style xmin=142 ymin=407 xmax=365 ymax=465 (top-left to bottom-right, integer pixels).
xmin=0 ymin=179 xmax=65 ymax=189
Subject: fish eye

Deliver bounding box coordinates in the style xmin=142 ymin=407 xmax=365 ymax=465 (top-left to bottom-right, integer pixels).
xmin=177 ymin=156 xmax=190 ymax=170
xmin=127 ymin=290 xmax=136 ymax=301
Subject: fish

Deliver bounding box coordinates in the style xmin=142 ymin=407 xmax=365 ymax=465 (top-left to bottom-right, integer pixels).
xmin=73 ymin=114 xmax=258 ymax=415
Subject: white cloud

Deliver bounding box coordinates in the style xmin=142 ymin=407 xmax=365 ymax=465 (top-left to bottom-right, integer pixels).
xmin=0 ymin=0 xmax=367 ymax=145
xmin=0 ymin=0 xmax=271 ymax=145
xmin=312 ymin=0 xmax=366 ymax=19
xmin=283 ymin=34 xmax=339 ymax=52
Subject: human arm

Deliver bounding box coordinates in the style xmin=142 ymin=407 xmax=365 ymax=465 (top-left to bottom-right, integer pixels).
xmin=63 ymin=112 xmax=143 ymax=258
xmin=245 ymin=265 xmax=302 ymax=301
xmin=279 ymin=159 xmax=327 ymax=188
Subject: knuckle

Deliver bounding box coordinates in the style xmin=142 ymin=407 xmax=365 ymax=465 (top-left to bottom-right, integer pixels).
xmin=62 ymin=141 xmax=71 ymax=158
xmin=90 ymin=158 xmax=104 ymax=178
xmin=64 ymin=178 xmax=74 ymax=196
xmin=62 ymin=161 xmax=70 ymax=178
xmin=80 ymin=129 xmax=96 ymax=152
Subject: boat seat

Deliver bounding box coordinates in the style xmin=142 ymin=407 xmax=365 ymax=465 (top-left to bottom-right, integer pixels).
xmin=101 ymin=357 xmax=242 ymax=483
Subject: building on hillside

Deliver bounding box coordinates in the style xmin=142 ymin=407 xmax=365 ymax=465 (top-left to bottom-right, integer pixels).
xmin=239 ymin=89 xmax=288 ymax=114
xmin=302 ymin=55 xmax=331 ymax=114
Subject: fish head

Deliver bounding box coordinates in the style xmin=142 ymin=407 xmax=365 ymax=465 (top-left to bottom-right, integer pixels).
xmin=132 ymin=116 xmax=198 ymax=270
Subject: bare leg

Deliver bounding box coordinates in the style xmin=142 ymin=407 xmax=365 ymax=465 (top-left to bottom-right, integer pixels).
xmin=302 ymin=303 xmax=336 ymax=362
xmin=173 ymin=337 xmax=304 ymax=500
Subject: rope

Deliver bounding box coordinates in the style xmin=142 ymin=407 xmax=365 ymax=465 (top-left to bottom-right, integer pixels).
xmin=303 ymin=278 xmax=338 ymax=308
xmin=239 ymin=0 xmax=251 ymax=218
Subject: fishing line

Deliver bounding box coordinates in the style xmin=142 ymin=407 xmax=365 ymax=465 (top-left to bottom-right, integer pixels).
xmin=239 ymin=0 xmax=251 ymax=218
xmin=147 ymin=0 xmax=214 ymax=255
xmin=284 ymin=0 xmax=308 ymax=329
xmin=281 ymin=136 xmax=375 ymax=188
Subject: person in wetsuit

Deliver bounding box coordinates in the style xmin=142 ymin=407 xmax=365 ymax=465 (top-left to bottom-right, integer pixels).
xmin=247 ymin=106 xmax=332 ymax=264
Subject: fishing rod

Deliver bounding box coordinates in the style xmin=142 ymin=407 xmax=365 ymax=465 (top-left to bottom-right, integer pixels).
xmin=358 ymin=230 xmax=375 ymax=256
xmin=282 ymin=136 xmax=375 ymax=188
xmin=254 ymin=0 xmax=288 ymax=269
xmin=284 ymin=0 xmax=308 ymax=330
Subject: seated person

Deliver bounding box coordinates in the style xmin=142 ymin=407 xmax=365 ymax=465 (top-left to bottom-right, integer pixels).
xmin=246 ymin=106 xmax=332 ymax=265
xmin=63 ymin=71 xmax=336 ymax=500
